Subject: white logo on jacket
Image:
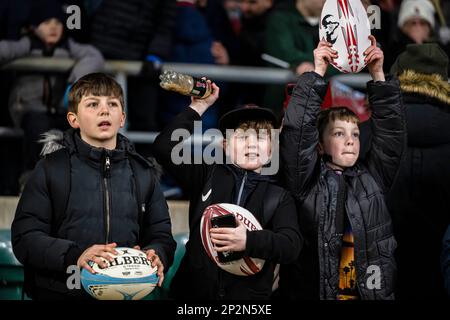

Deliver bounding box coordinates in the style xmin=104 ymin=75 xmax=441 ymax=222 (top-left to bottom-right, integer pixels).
xmin=202 ymin=189 xmax=212 ymax=202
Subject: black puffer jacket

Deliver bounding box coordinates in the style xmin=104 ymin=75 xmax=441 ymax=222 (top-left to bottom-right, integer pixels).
xmin=280 ymin=72 xmax=406 ymax=300
xmin=387 ymin=71 xmax=450 ymax=299
xmin=12 ymin=129 xmax=176 ymax=299
xmin=153 ymin=108 xmax=302 ymax=300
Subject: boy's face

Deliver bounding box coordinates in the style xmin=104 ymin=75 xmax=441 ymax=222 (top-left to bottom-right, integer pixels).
xmin=34 ymin=18 xmax=63 ymax=46
xmin=224 ymin=128 xmax=272 ymax=172
xmin=67 ymin=95 xmax=125 ymax=150
xmin=402 ymin=17 xmax=431 ymax=44
xmin=319 ymin=119 xmax=360 ymax=169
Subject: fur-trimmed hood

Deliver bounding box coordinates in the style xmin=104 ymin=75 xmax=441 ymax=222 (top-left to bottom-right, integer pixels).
xmin=39 ymin=129 xmax=65 ymax=157
xmin=398 ymin=70 xmax=450 ymax=106
xmin=397 ymin=71 xmax=450 ymax=147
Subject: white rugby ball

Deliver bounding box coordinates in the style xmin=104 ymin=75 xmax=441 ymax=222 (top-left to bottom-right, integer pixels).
xmin=319 ymin=0 xmax=371 ymax=73
xmin=200 ymin=203 xmax=265 ymax=276
xmin=80 ymin=247 xmax=158 ymax=300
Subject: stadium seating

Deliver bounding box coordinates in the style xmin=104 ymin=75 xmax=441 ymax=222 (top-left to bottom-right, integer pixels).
xmin=0 ymin=229 xmax=25 ymax=300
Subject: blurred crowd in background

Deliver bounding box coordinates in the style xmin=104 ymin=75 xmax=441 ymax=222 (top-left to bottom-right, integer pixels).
xmin=0 ymin=0 xmax=449 ymax=184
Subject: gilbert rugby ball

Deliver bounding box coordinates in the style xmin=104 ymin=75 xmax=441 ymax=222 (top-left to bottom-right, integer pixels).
xmin=81 ymin=247 xmax=158 ymax=300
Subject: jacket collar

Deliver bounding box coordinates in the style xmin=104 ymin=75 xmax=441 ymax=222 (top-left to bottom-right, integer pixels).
xmin=74 ymin=132 xmax=126 ymax=163
xmin=320 ymin=158 xmax=362 ymax=178
xmin=224 ymin=164 xmax=275 ymax=182
xmin=63 ymin=128 xmax=135 ymax=164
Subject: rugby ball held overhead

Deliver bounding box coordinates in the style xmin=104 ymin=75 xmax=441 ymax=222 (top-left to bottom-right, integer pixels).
xmin=320 ymin=0 xmax=372 ymax=73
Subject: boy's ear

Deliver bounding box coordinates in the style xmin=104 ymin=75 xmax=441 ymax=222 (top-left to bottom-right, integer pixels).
xmin=120 ymin=111 xmax=126 ymax=128
xmin=67 ymin=112 xmax=80 ymax=129
xmin=317 ymin=142 xmax=324 ymax=155
xmin=222 ymin=139 xmax=228 ymax=152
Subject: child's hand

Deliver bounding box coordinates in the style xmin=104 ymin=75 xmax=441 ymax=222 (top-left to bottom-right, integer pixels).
xmin=145 ymin=248 xmax=164 ymax=287
xmin=134 ymin=246 xmax=164 ymax=287
xmin=77 ymin=243 xmax=118 ymax=274
xmin=364 ymin=35 xmax=385 ymax=82
xmin=313 ymin=40 xmax=338 ymax=77
xmin=189 ymin=80 xmax=220 ymax=116
xmin=209 ymin=218 xmax=247 ymax=252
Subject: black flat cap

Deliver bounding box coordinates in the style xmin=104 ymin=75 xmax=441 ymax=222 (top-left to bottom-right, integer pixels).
xmin=218 ymin=105 xmax=278 ymax=133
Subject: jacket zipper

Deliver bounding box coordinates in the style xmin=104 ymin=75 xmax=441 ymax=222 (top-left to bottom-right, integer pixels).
xmin=236 ymin=171 xmax=247 ymax=206
xmin=104 ymin=156 xmax=111 ymax=244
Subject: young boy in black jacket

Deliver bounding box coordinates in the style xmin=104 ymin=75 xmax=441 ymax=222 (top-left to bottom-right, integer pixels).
xmin=153 ymin=83 xmax=302 ymax=300
xmin=279 ymin=37 xmax=406 ymax=300
xmin=11 ymin=73 xmax=176 ymax=300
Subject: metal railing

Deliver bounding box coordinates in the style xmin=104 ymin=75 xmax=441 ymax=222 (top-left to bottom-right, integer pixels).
xmin=3 ymin=57 xmax=298 ymax=83
xmin=1 ymin=57 xmax=373 ymax=143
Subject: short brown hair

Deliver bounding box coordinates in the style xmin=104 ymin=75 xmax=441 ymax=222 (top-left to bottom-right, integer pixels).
xmin=68 ymin=73 xmax=124 ymax=113
xmin=317 ymin=107 xmax=359 ymax=142
xmin=235 ymin=120 xmax=274 ymax=136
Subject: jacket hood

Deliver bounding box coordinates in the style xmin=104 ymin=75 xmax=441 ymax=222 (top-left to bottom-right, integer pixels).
xmin=39 ymin=128 xmax=135 ymax=156
xmin=39 ymin=129 xmax=65 ymax=157
xmin=39 ymin=128 xmax=162 ymax=179
xmin=398 ymin=70 xmax=450 ymax=106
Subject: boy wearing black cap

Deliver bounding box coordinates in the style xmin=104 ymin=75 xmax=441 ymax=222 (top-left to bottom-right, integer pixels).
xmin=0 ymin=0 xmax=104 ymax=178
xmin=153 ymin=82 xmax=302 ymax=300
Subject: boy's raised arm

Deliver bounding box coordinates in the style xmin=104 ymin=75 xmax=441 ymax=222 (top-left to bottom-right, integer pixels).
xmin=152 ymin=82 xmax=219 ymax=192
xmin=365 ymin=77 xmax=406 ymax=192
xmin=281 ymin=72 xmax=327 ymax=200
xmin=281 ymin=41 xmax=335 ymax=200
xmin=364 ymin=36 xmax=407 ymax=192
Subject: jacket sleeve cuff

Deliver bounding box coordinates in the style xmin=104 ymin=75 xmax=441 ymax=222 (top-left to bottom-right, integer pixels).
xmin=367 ymin=75 xmax=402 ymax=108
xmin=185 ymin=106 xmax=203 ymax=120
xmin=367 ymin=75 xmax=397 ymax=89
xmin=244 ymin=230 xmax=258 ymax=257
xmin=300 ymin=72 xmax=329 ymax=98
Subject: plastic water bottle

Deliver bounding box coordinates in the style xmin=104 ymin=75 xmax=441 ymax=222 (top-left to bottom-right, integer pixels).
xmin=159 ymin=70 xmax=212 ymax=99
